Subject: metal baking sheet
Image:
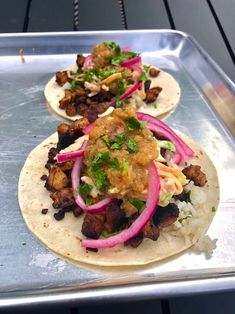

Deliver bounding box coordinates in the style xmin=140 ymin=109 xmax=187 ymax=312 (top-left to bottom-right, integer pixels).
xmin=0 ymin=30 xmax=235 ymax=308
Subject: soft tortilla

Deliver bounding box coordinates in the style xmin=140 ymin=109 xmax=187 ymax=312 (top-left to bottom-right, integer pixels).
xmin=44 ymin=65 xmax=181 ymax=121
xmin=18 ymin=132 xmax=219 ymax=266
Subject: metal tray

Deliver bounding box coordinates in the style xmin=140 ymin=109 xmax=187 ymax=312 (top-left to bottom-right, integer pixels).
xmin=0 ymin=30 xmax=235 ymax=308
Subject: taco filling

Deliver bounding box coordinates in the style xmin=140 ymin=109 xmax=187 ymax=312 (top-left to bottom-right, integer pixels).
xmin=44 ymin=42 xmax=180 ymax=122
xmin=41 ymin=107 xmax=214 ymax=251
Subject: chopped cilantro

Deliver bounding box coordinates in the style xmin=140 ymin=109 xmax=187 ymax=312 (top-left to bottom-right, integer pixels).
xmin=131 ymin=199 xmax=146 ymax=213
xmin=126 ymin=117 xmax=147 ymax=131
xmin=122 ymin=160 xmax=129 ymax=176
xmin=109 ymin=157 xmax=120 ymax=170
xmin=100 ymin=69 xmax=118 ymax=80
xmin=153 ymin=103 xmax=157 ymax=109
xmin=115 ymin=97 xmax=123 ymax=108
xmin=138 ymin=72 xmax=148 ymax=81
xmin=93 ymin=167 xmax=108 ymax=190
xmin=185 ymin=191 xmax=191 ymax=203
xmin=84 ymin=69 xmax=99 ymax=82
xmin=212 ymin=206 xmax=216 ymax=212
xmin=70 ymin=80 xmax=84 ymax=92
xmin=92 ymin=152 xmax=110 ymax=165
xmin=101 ymin=133 xmax=127 ymax=150
xmin=104 ymin=42 xmax=121 ymax=53
xmin=85 ymin=198 xmax=93 ymax=206
xmin=143 ymin=65 xmax=150 ymax=73
xmin=79 ymin=183 xmax=92 ymax=198
xmin=117 ymin=80 xmax=126 ymax=94
xmin=109 ymin=50 xmax=139 ymax=66
xmin=127 ymin=138 xmax=139 ymax=153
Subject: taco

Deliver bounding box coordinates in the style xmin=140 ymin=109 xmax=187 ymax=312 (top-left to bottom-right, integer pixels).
xmin=44 ymin=42 xmax=180 ymax=122
xmin=18 ymin=107 xmax=219 ymax=266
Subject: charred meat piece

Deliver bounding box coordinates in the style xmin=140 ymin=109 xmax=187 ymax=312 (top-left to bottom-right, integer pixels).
xmin=77 ymin=103 xmax=89 ymax=116
xmin=57 ymin=118 xmax=89 ymax=150
xmin=143 ymin=220 xmax=160 ymax=241
xmin=50 ymin=188 xmax=75 ymax=209
xmin=84 ymin=102 xmax=109 ymax=123
xmin=47 ymin=147 xmax=59 ymax=164
xmin=76 ymin=54 xmax=86 ymax=68
xmin=182 ymin=165 xmax=207 ymax=187
xmin=90 ymin=90 xmax=114 ymax=102
xmin=59 ymin=90 xmax=75 ymax=110
xmin=104 ymin=202 xmax=126 ymax=233
xmin=144 ymin=80 xmax=151 ymax=92
xmin=45 ymin=166 xmax=69 ymax=192
xmin=149 ymin=68 xmax=160 ymax=78
xmin=124 ymin=233 xmax=143 ymax=248
xmin=153 ymin=203 xmax=179 ymax=228
xmin=59 ymin=160 xmax=74 ymax=172
xmin=82 ymin=213 xmax=105 ymax=239
xmin=145 ymin=87 xmax=162 ymax=103
xmin=66 ymin=103 xmax=77 ymax=117
xmin=56 ymin=71 xmax=69 ymax=86
xmin=72 ymin=205 xmax=83 ymax=217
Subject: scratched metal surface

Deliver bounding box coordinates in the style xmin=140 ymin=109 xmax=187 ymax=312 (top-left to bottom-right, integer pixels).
xmin=0 ymin=31 xmax=235 ymax=306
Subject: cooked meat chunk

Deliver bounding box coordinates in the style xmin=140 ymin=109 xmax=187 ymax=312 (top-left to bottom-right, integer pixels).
xmin=143 ymin=220 xmax=160 ymax=241
xmin=90 ymin=90 xmax=114 ymax=102
xmin=45 ymin=166 xmax=69 ymax=191
xmin=104 ymin=202 xmax=126 ymax=233
xmin=50 ymin=188 xmax=74 ymax=209
xmin=76 ymin=54 xmax=86 ymax=68
xmin=153 ymin=203 xmax=179 ymax=228
xmin=124 ymin=233 xmax=143 ymax=248
xmin=84 ymin=102 xmax=109 ymax=123
xmin=72 ymin=205 xmax=83 ymax=217
xmin=57 ymin=118 xmax=89 ymax=150
xmin=145 ymin=87 xmax=162 ymax=103
xmin=66 ymin=104 xmax=77 ymax=116
xmin=144 ymin=80 xmax=151 ymax=92
xmin=77 ymin=103 xmax=89 ymax=116
xmin=81 ymin=213 xmax=105 ymax=239
xmin=149 ymin=68 xmax=160 ymax=78
xmin=59 ymin=91 xmax=75 ymax=110
xmin=182 ymin=165 xmax=207 ymax=187
xmin=56 ymin=71 xmax=69 ymax=86
xmin=47 ymin=147 xmax=59 ymax=164
xmin=59 ymin=160 xmax=74 ymax=172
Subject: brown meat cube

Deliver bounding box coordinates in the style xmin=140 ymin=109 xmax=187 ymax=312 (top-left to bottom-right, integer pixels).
xmin=104 ymin=202 xmax=126 ymax=233
xmin=66 ymin=104 xmax=77 ymax=117
xmin=143 ymin=220 xmax=160 ymax=241
xmin=47 ymin=147 xmax=59 ymax=164
xmin=149 ymin=68 xmax=160 ymax=78
xmin=153 ymin=203 xmax=179 ymax=228
xmin=81 ymin=214 xmax=105 ymax=239
xmin=72 ymin=205 xmax=83 ymax=217
xmin=90 ymin=90 xmax=114 ymax=102
xmin=144 ymin=80 xmax=151 ymax=92
xmin=182 ymin=165 xmax=207 ymax=187
xmin=69 ymin=117 xmax=89 ymax=131
xmin=124 ymin=233 xmax=143 ymax=248
xmin=84 ymin=102 xmax=109 ymax=123
xmin=50 ymin=188 xmax=75 ymax=209
xmin=59 ymin=160 xmax=74 ymax=172
xmin=77 ymin=103 xmax=89 ymax=116
xmin=59 ymin=91 xmax=75 ymax=109
xmin=145 ymin=87 xmax=162 ymax=103
xmin=45 ymin=166 xmax=69 ymax=191
xmin=74 ymin=87 xmax=87 ymax=97
xmin=76 ymin=54 xmax=85 ymax=68
xmin=56 ymin=71 xmax=69 ymax=86
xmin=57 ymin=123 xmax=70 ymax=137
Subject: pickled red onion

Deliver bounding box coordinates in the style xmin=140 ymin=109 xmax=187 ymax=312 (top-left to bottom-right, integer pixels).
xmin=56 ymin=140 xmax=88 ymax=163
xmin=136 ymin=112 xmax=194 ymax=164
xmin=83 ymin=55 xmax=92 ymax=70
xmin=109 ymin=80 xmax=142 ymax=106
xmin=81 ymin=161 xmax=160 ymax=249
xmin=71 ymin=146 xmax=114 ymax=213
xmin=121 ymin=56 xmax=142 ymax=67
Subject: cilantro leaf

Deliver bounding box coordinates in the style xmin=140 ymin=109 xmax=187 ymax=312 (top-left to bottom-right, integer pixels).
xmin=104 ymin=42 xmax=121 ymax=53
xmin=92 ymin=152 xmax=110 ymax=165
xmin=131 ymin=199 xmax=146 ymax=213
xmin=212 ymin=206 xmax=216 ymax=212
xmin=126 ymin=117 xmax=147 ymax=131
xmin=109 ymin=157 xmax=119 ymax=170
xmin=138 ymin=72 xmax=148 ymax=81
xmin=122 ymin=160 xmax=129 ymax=176
xmin=127 ymin=138 xmax=139 ymax=153
xmin=70 ymin=80 xmax=84 ymax=92
xmin=79 ymin=183 xmax=92 ymax=198
xmin=115 ymin=97 xmax=123 ymax=108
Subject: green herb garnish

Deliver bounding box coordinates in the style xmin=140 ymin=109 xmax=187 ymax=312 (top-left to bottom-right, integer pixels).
xmin=101 ymin=134 xmax=127 ymax=150
xmin=127 ymin=138 xmax=139 ymax=153
xmin=85 ymin=198 xmax=94 ymax=206
xmin=115 ymin=97 xmax=123 ymax=108
xmin=143 ymin=65 xmax=150 ymax=73
xmin=104 ymin=42 xmax=121 ymax=54
xmin=79 ymin=183 xmax=92 ymax=198
xmin=70 ymin=80 xmax=84 ymax=91
xmin=212 ymin=206 xmax=216 ymax=212
xmin=138 ymin=72 xmax=148 ymax=81
xmin=117 ymin=80 xmax=126 ymax=95
xmin=131 ymin=198 xmax=146 ymax=213
xmin=126 ymin=117 xmax=147 ymax=131
xmin=178 ymin=215 xmax=192 ymax=223
xmin=109 ymin=157 xmax=120 ymax=170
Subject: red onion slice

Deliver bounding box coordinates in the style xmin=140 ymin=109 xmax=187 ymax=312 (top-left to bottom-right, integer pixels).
xmin=121 ymin=56 xmax=142 ymax=67
xmin=71 ymin=147 xmax=114 ymax=213
xmin=109 ymin=80 xmax=142 ymax=106
xmin=81 ymin=161 xmax=160 ymax=249
xmin=82 ymin=121 xmax=95 ymax=134
xmin=56 ymin=140 xmax=88 ymax=163
xmin=83 ymin=55 xmax=92 ymax=70
xmin=136 ymin=112 xmax=194 ymax=164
